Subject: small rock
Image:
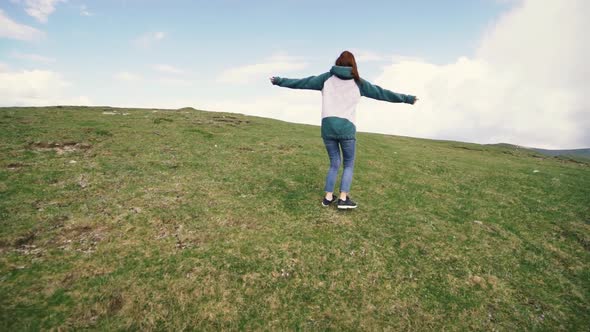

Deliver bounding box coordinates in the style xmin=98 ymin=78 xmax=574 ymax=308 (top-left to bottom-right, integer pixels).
xmin=78 ymin=176 xmax=88 ymax=188
xmin=131 ymin=207 xmax=142 ymax=213
xmin=69 ymin=160 xmax=77 ymax=164
xmin=473 ymin=220 xmax=483 ymax=225
xmin=533 ymin=170 xmax=540 ymax=173
xmin=470 ymin=275 xmax=484 ymax=285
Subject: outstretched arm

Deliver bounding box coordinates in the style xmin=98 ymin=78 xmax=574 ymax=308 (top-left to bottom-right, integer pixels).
xmin=359 ymin=79 xmax=417 ymax=104
xmin=270 ymin=72 xmax=331 ymax=91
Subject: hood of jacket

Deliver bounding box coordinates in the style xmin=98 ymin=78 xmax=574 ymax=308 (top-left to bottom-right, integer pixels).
xmin=330 ymin=65 xmax=354 ymax=80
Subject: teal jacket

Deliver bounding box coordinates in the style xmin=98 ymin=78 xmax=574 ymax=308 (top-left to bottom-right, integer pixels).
xmin=272 ymin=66 xmax=415 ymax=139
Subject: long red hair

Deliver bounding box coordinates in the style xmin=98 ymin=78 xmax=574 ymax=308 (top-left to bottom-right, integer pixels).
xmin=335 ymin=51 xmax=360 ymax=82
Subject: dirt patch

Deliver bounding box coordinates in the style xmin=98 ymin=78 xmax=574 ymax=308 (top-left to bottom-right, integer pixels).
xmin=211 ymin=115 xmax=250 ymax=126
xmin=56 ymin=224 xmax=108 ymax=254
xmin=107 ymin=293 xmax=124 ymax=314
xmin=9 ymin=230 xmax=44 ymax=257
xmin=14 ymin=244 xmax=44 ymax=257
xmin=32 ymin=199 xmax=69 ymax=212
xmin=29 ymin=141 xmax=92 ymax=155
xmin=6 ymin=162 xmax=27 ymax=170
xmin=277 ymin=144 xmax=302 ymax=151
xmin=452 ymin=145 xmax=484 ymax=152
xmin=14 ymin=231 xmax=36 ymax=247
xmin=189 ymin=115 xmax=250 ymax=128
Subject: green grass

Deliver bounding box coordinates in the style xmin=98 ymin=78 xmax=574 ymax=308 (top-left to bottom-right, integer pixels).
xmin=1 ymin=106 xmax=589 ymax=330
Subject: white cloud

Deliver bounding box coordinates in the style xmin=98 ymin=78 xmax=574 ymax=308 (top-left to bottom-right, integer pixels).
xmin=0 ymin=9 xmax=44 ymax=40
xmin=11 ymin=51 xmax=55 ymax=63
xmin=153 ymin=64 xmax=184 ymax=75
xmin=12 ymin=0 xmax=66 ymax=23
xmin=114 ymin=69 xmax=195 ymax=87
xmin=157 ymin=78 xmax=192 ymax=86
xmin=0 ymin=68 xmax=91 ymax=106
xmin=218 ymin=53 xmax=308 ymax=84
xmin=202 ymin=90 xmax=320 ymax=125
xmin=135 ymin=31 xmax=166 ymax=48
xmin=79 ymin=4 xmax=92 ymax=16
xmin=114 ymin=71 xmax=141 ymax=82
xmin=359 ymin=0 xmax=589 ymax=149
xmin=241 ymin=0 xmax=586 ymax=149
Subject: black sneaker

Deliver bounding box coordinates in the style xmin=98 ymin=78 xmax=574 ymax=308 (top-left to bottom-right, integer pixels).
xmin=337 ymin=196 xmax=357 ymax=209
xmin=322 ymin=196 xmax=337 ymax=207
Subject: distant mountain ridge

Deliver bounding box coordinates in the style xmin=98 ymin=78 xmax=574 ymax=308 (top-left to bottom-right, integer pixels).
xmin=487 ymin=143 xmax=590 ymax=160
xmin=528 ymin=147 xmax=590 ymax=158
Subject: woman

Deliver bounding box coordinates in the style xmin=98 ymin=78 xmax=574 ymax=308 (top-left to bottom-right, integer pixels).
xmin=270 ymin=51 xmax=417 ymax=209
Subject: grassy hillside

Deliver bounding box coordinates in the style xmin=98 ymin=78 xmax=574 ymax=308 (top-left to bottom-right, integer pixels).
xmin=1 ymin=106 xmax=589 ymax=330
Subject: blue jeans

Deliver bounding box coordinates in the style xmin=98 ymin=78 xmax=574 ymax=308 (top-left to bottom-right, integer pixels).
xmin=323 ymin=138 xmax=356 ymax=193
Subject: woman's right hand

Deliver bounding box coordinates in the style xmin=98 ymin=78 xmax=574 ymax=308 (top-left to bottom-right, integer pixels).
xmin=269 ymin=77 xmax=277 ymax=85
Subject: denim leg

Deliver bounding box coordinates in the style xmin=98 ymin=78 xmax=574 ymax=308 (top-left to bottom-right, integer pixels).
xmin=339 ymin=139 xmax=356 ymax=192
xmin=323 ymin=139 xmax=341 ymax=192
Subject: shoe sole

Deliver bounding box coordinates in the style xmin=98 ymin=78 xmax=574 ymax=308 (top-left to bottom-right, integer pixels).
xmin=337 ymin=205 xmax=357 ymax=210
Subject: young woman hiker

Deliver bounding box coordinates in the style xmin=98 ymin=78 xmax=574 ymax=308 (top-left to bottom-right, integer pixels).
xmin=270 ymin=51 xmax=417 ymax=209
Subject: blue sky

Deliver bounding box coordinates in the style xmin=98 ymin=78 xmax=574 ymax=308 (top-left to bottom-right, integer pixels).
xmin=1 ymin=0 xmax=588 ymax=148
xmin=2 ymin=0 xmax=509 ymax=99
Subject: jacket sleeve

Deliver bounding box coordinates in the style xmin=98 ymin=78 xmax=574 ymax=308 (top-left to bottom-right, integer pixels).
xmin=358 ymin=79 xmax=416 ymax=104
xmin=272 ymin=72 xmax=332 ymax=91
